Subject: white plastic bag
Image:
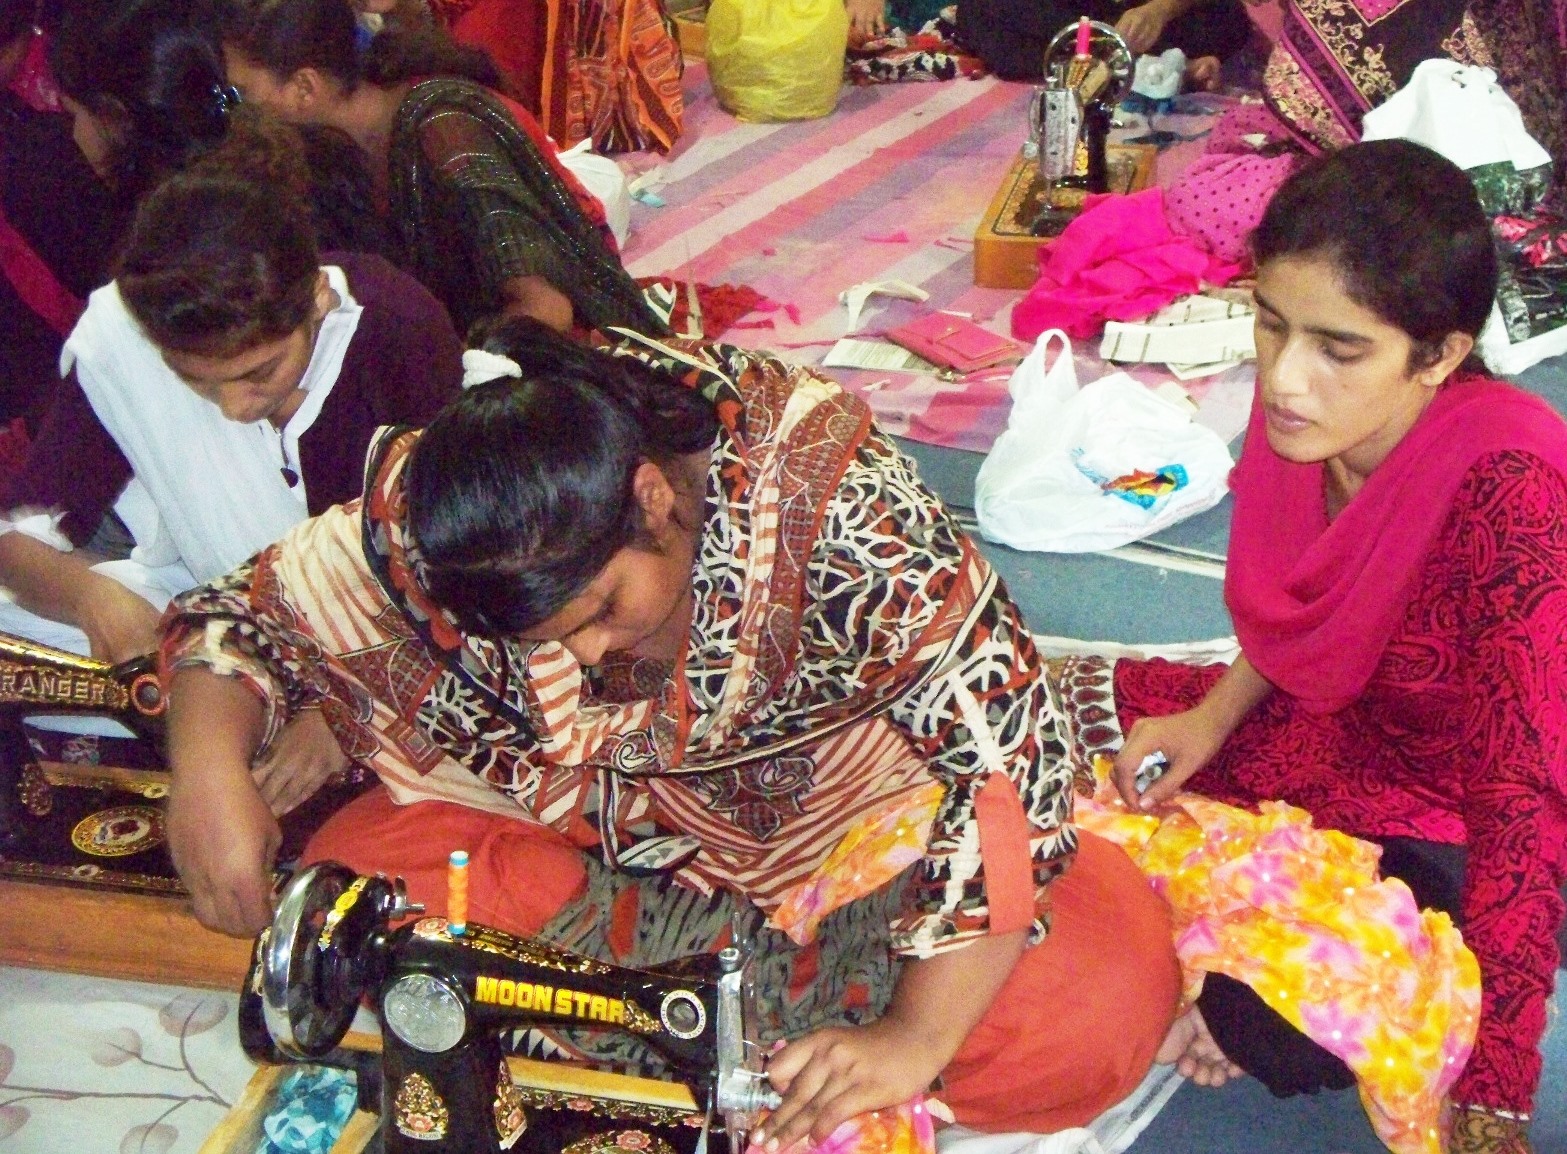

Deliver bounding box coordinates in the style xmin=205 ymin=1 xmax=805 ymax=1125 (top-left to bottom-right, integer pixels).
xmin=1360 ymin=60 xmax=1548 ymax=177
xmin=1362 ymin=61 xmax=1565 ymax=375
xmin=556 ymin=139 xmax=632 ymax=250
xmin=974 ymin=330 xmax=1233 ymax=553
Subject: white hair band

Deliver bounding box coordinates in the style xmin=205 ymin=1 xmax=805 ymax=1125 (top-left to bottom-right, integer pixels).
xmin=461 ymin=348 xmax=524 ymax=388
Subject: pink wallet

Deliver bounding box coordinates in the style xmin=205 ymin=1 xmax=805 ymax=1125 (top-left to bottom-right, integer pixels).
xmin=885 ymin=313 xmax=1024 ymax=374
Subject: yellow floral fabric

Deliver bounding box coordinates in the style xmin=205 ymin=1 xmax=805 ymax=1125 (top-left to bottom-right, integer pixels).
xmin=1079 ymin=757 xmax=1480 ymax=1154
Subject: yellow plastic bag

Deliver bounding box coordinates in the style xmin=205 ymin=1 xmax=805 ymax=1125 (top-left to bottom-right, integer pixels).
xmin=706 ymin=0 xmax=849 ymax=122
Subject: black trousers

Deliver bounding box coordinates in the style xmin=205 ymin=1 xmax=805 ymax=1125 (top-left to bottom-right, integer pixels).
xmin=1198 ymin=837 xmax=1567 ymax=1097
xmin=955 ymin=0 xmax=1255 ymax=82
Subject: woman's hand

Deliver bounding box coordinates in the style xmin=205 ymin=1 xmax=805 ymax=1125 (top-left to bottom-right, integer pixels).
xmin=251 ymin=707 xmax=348 ymax=816
xmin=1111 ymin=706 xmax=1228 ymax=810
xmin=1115 ymin=0 xmax=1175 ymax=54
xmin=1112 ymin=654 xmax=1273 ymax=810
xmin=167 ymin=754 xmax=281 ymax=937
xmin=751 ymin=1018 xmax=945 ymax=1152
xmin=1449 ymin=1108 xmax=1532 ymax=1154
xmin=165 ymin=669 xmax=278 ymax=937
xmin=753 ymin=929 xmax=1027 ymax=1151
xmin=74 ymin=572 xmax=163 ymax=664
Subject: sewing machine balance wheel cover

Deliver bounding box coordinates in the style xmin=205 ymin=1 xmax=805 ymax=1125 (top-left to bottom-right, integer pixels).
xmin=261 ymin=861 xmax=378 ymax=1059
xmin=1042 ymin=20 xmax=1134 ymax=106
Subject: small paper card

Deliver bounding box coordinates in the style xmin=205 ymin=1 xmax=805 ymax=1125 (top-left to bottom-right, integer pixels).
xmin=823 ymin=338 xmax=939 ymax=374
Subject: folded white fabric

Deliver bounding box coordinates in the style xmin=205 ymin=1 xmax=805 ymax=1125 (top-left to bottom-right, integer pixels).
xmin=557 ymin=139 xmax=633 ymax=250
xmin=934 ymin=1064 xmax=1186 ymax=1154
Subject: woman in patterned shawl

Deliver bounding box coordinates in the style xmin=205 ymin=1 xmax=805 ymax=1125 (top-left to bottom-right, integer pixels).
xmin=1261 ymin=0 xmax=1564 ymax=171
xmin=218 ymin=0 xmax=662 ymax=336
xmin=161 ymin=323 xmax=1181 ymax=1145
xmin=1164 ymin=0 xmax=1567 ymax=273
xmin=1071 ymin=143 xmax=1567 ymax=1154
xmin=424 ymin=0 xmax=684 ymax=155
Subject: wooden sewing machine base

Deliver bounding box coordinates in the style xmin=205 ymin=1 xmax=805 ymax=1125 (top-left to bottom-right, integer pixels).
xmin=0 ymin=877 xmax=252 ymax=989
xmin=1 ymin=759 xmax=363 ymax=990
xmin=0 ymin=759 xmax=250 ymax=988
xmin=201 ymin=1033 xmax=707 ymax=1154
xmin=973 ymin=144 xmax=1158 ymax=289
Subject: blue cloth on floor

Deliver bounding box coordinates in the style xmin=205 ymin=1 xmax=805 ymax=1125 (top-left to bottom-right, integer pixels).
xmin=256 ymin=1066 xmax=358 ymax=1154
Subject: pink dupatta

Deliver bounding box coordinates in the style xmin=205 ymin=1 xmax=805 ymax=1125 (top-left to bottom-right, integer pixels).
xmin=1226 ymin=376 xmax=1567 ymax=712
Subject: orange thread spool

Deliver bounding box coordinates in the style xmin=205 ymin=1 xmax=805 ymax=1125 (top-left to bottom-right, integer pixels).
xmin=447 ymin=850 xmax=469 ymax=936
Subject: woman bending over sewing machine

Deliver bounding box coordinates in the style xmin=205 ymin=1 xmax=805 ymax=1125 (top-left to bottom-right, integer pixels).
xmin=0 ymin=168 xmax=461 ymax=674
xmin=1054 ymin=141 xmax=1567 ymax=1153
xmin=161 ymin=322 xmax=1184 ymax=1145
xmin=216 ymin=0 xmax=661 ymax=336
xmin=957 ymin=0 xmax=1253 ymax=89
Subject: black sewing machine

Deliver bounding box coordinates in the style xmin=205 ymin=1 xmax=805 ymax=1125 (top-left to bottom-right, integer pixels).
xmin=0 ymin=631 xmax=165 ymax=732
xmin=0 ymin=631 xmax=165 ymax=853
xmin=0 ymin=631 xmax=353 ymax=898
xmin=242 ymin=861 xmax=782 ymax=1153
xmin=1029 ymin=18 xmax=1134 ymax=236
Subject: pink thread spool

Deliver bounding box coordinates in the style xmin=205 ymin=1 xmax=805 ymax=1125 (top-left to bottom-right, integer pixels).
xmin=1074 ymin=15 xmax=1092 ymax=57
xmin=447 ymin=850 xmax=469 ymax=936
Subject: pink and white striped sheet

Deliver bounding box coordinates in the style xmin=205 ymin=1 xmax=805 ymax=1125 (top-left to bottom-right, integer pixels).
xmin=622 ymin=63 xmax=1256 ymax=452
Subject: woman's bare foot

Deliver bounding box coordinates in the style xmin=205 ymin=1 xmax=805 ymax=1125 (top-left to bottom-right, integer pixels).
xmin=1156 ymin=1006 xmax=1247 ymax=1087
xmin=1184 ymin=55 xmax=1222 ymax=92
xmin=845 ymin=0 xmax=887 ymax=44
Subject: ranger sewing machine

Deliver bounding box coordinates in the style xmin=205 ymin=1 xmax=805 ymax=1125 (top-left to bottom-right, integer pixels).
xmin=0 ymin=631 xmax=348 ymax=988
xmin=242 ymin=860 xmax=782 ymax=1153
xmin=0 ymin=631 xmax=166 ymax=864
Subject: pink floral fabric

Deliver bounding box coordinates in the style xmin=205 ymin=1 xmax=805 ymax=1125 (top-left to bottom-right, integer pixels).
xmin=1076 ymin=756 xmax=1481 ymax=1154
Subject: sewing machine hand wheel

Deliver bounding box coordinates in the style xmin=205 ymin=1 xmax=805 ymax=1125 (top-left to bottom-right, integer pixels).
xmin=258 ymin=862 xmax=420 ymax=1059
xmin=1042 ymin=20 xmax=1134 ymax=106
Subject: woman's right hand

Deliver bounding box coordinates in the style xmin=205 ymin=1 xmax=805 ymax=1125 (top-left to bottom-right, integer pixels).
xmin=1111 ymin=706 xmax=1227 ymax=810
xmin=1112 ymin=654 xmax=1272 ymax=810
xmin=75 ymin=572 xmax=164 ymax=664
xmin=1115 ymin=0 xmax=1174 ymax=55
xmin=166 ymin=756 xmax=281 ymax=937
xmin=845 ymin=0 xmax=888 ymax=43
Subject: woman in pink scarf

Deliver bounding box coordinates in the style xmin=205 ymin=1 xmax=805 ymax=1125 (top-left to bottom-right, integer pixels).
xmin=1060 ymin=140 xmax=1567 ymax=1154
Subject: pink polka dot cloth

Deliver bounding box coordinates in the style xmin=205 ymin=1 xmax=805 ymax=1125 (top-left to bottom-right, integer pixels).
xmin=1165 ymin=104 xmax=1307 ymax=265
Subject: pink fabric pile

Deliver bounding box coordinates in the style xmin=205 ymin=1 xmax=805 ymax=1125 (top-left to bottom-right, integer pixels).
xmin=1011 ymin=186 xmax=1247 ymax=341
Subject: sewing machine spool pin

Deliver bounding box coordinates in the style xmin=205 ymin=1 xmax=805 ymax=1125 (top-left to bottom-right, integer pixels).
xmin=244 ymin=861 xmax=777 ymax=1152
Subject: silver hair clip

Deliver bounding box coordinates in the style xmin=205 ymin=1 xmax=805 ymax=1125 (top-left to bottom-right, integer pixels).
xmin=211 ymin=83 xmax=242 ymax=115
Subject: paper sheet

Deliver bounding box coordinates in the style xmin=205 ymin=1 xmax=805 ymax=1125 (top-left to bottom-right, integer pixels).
xmin=822 ymin=338 xmax=939 ymax=374
xmin=837 ymin=278 xmax=930 ymax=333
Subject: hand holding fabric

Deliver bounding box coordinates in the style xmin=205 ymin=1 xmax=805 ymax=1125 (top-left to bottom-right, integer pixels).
xmin=752 ymin=930 xmax=1026 ymax=1151
xmin=1112 ymin=706 xmax=1226 ymax=809
xmin=1116 ymin=0 xmax=1174 ymax=55
xmin=751 ymin=1018 xmax=947 ymax=1152
xmin=1113 ymin=653 xmax=1273 ymax=809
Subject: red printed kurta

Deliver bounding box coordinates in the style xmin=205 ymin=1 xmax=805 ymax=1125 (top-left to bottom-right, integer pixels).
xmin=1112 ymin=450 xmax=1567 ymax=1114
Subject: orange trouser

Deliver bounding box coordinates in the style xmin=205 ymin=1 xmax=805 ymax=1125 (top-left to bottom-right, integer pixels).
xmin=304 ymin=789 xmax=1180 ymax=1133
